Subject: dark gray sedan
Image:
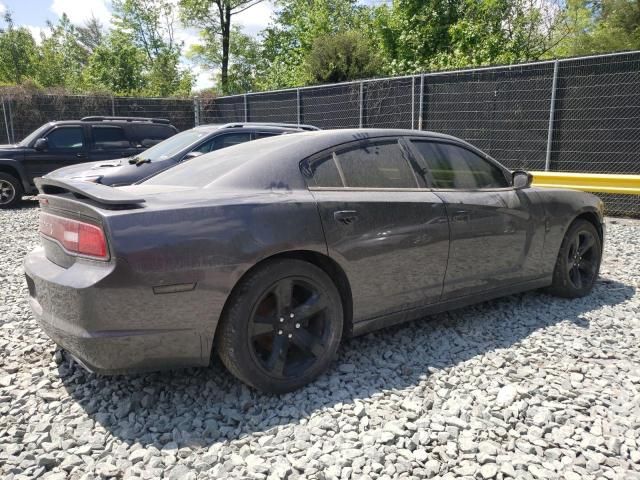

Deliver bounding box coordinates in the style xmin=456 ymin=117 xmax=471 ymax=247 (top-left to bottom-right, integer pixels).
xmin=24 ymin=129 xmax=604 ymax=393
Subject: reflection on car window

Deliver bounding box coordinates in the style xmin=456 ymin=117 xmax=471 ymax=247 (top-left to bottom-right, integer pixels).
xmin=412 ymin=141 xmax=508 ymax=189
xmin=138 ymin=129 xmax=210 ymax=161
xmin=92 ymin=126 xmax=130 ymax=150
xmin=46 ymin=127 xmax=84 ymax=150
xmin=210 ymin=133 xmax=252 ymax=151
xmin=310 ymin=141 xmax=417 ymax=189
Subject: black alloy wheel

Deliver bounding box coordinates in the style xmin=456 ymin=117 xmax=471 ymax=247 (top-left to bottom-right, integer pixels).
xmin=249 ymin=277 xmax=331 ymax=379
xmin=216 ymin=259 xmax=343 ymax=393
xmin=548 ymin=219 xmax=602 ymax=298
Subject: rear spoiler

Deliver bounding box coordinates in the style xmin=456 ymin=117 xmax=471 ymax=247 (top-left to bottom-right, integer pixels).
xmin=35 ymin=177 xmax=146 ymax=207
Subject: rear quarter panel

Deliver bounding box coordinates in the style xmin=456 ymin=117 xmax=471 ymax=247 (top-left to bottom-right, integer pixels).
xmin=101 ymin=189 xmax=327 ymax=360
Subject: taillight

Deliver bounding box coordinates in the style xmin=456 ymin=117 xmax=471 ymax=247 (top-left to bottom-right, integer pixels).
xmin=39 ymin=212 xmax=108 ymax=260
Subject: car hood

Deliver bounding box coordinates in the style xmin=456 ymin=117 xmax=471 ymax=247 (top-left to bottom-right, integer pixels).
xmin=0 ymin=144 xmax=22 ymax=157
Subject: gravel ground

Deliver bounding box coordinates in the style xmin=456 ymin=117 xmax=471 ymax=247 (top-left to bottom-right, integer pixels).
xmin=1 ymin=200 xmax=639 ymax=480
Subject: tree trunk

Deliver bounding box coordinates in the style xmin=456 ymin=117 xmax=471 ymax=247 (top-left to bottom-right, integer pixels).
xmin=221 ymin=6 xmax=231 ymax=94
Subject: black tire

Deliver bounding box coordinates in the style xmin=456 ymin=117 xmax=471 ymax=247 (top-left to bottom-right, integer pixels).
xmin=547 ymin=219 xmax=602 ymax=298
xmin=0 ymin=173 xmax=23 ymax=209
xmin=215 ymin=259 xmax=344 ymax=393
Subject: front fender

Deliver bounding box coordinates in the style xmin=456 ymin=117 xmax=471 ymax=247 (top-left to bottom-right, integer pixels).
xmin=0 ymin=158 xmax=31 ymax=192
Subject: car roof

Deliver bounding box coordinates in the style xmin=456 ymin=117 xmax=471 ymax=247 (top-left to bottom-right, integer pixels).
xmin=143 ymin=128 xmax=471 ymax=191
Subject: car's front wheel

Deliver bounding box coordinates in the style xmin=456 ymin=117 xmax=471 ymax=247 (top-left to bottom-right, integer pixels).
xmin=216 ymin=259 xmax=344 ymax=393
xmin=0 ymin=173 xmax=22 ymax=209
xmin=548 ymin=219 xmax=602 ymax=298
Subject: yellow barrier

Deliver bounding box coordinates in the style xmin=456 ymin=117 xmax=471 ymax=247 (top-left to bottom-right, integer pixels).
xmin=530 ymin=171 xmax=640 ymax=195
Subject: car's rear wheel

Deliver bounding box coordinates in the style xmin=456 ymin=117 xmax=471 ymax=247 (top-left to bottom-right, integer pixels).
xmin=216 ymin=259 xmax=343 ymax=393
xmin=548 ymin=219 xmax=602 ymax=298
xmin=0 ymin=173 xmax=22 ymax=209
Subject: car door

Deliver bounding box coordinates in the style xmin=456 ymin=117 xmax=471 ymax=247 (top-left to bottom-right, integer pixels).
xmin=306 ymin=137 xmax=450 ymax=323
xmin=408 ymin=139 xmax=546 ymax=300
xmin=23 ymin=125 xmax=88 ymax=179
xmin=87 ymin=125 xmax=137 ymax=161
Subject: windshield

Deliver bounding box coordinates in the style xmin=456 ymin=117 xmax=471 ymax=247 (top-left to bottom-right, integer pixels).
xmin=136 ymin=129 xmax=215 ymax=161
xmin=18 ymin=123 xmax=52 ymax=146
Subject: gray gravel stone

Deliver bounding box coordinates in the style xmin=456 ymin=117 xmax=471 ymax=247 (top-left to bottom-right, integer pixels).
xmin=1 ymin=208 xmax=639 ymax=480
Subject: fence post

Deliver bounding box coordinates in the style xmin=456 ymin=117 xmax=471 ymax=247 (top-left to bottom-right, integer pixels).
xmin=545 ymin=60 xmax=559 ymax=172
xmin=244 ymin=94 xmax=248 ymax=122
xmin=418 ymin=74 xmax=424 ymax=130
xmin=1 ymin=96 xmax=10 ymax=144
xmin=193 ymin=96 xmax=200 ymax=127
xmin=297 ymin=88 xmax=301 ymax=125
xmin=111 ymin=96 xmax=116 ymax=116
xmin=411 ymin=76 xmax=415 ymax=129
xmin=359 ymin=81 xmax=364 ymax=128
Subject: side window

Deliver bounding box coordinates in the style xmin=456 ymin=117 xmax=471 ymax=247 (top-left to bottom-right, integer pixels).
xmin=130 ymin=125 xmax=176 ymax=147
xmin=45 ymin=127 xmax=84 ymax=150
xmin=309 ymin=141 xmax=417 ymax=189
xmin=413 ymin=141 xmax=508 ymax=189
xmin=337 ymin=141 xmax=417 ymax=188
xmin=254 ymin=132 xmax=280 ymax=140
xmin=92 ymin=126 xmax=130 ymax=150
xmin=308 ymin=154 xmax=344 ymax=187
xmin=209 ymin=133 xmax=252 ymax=152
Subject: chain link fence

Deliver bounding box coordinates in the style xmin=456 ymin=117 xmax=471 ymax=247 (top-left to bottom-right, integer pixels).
xmin=204 ymin=51 xmax=640 ymax=217
xmin=0 ymin=93 xmax=195 ymax=144
xmin=1 ymin=51 xmax=638 ymax=216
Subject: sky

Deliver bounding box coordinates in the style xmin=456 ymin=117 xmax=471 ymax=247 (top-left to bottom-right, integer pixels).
xmin=0 ymin=0 xmax=276 ymax=90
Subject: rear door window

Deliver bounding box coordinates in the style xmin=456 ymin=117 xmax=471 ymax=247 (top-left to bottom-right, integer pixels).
xmin=309 ymin=140 xmax=418 ymax=189
xmin=91 ymin=126 xmax=131 ymax=150
xmin=45 ymin=127 xmax=84 ymax=150
xmin=130 ymin=124 xmax=176 ymax=148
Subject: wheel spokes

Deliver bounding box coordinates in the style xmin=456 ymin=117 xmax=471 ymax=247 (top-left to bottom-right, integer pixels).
xmin=291 ymin=328 xmax=326 ymax=358
xmin=578 ymin=234 xmax=595 ymax=256
xmin=265 ymin=334 xmax=289 ymax=375
xmin=274 ymin=279 xmax=293 ymax=316
xmin=251 ymin=314 xmax=274 ymax=337
xmin=292 ymin=293 xmax=327 ymax=321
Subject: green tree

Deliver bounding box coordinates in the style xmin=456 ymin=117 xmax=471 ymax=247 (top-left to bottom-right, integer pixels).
xmin=553 ymin=0 xmax=640 ymax=56
xmin=307 ymin=31 xmax=381 ymax=83
xmin=35 ymin=14 xmax=90 ymax=90
xmin=84 ymin=30 xmax=147 ymax=94
xmin=188 ymin=25 xmax=261 ymax=94
xmin=0 ymin=12 xmax=38 ymax=84
xmin=113 ymin=0 xmax=193 ymax=96
xmin=258 ymin=0 xmax=366 ymax=89
xmin=179 ymin=0 xmax=265 ymax=95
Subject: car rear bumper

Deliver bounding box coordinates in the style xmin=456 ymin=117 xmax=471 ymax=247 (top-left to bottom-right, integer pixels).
xmin=24 ymin=247 xmax=207 ymax=374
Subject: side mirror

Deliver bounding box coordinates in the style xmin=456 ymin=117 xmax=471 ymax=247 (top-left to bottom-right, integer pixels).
xmin=183 ymin=151 xmax=204 ymax=161
xmin=512 ymin=170 xmax=532 ymax=189
xmin=34 ymin=138 xmax=48 ymax=151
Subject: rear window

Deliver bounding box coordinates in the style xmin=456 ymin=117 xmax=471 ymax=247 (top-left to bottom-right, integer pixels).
xmin=92 ymin=126 xmax=131 ymax=149
xmin=143 ymin=134 xmax=301 ymax=187
xmin=129 ymin=124 xmax=176 ymax=147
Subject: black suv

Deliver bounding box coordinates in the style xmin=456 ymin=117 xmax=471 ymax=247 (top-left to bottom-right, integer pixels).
xmin=46 ymin=122 xmax=319 ymax=188
xmin=0 ymin=116 xmax=177 ymax=208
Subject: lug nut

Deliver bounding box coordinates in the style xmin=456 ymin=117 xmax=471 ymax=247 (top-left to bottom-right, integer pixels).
xmin=278 ymin=330 xmax=283 ymax=335
xmin=295 ymin=323 xmax=300 ymax=329
xmin=279 ymin=317 xmax=284 ymax=323
xmin=288 ymin=333 xmax=293 ymax=338
xmin=290 ymin=313 xmax=295 ymax=318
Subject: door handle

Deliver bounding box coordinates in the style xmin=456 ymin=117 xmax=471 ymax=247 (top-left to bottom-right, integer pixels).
xmin=76 ymin=153 xmax=87 ymax=158
xmin=333 ymin=210 xmax=359 ymax=225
